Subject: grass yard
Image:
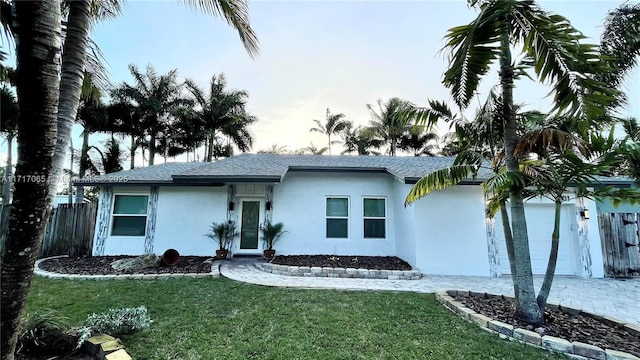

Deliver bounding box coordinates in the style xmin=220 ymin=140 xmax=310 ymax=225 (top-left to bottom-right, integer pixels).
xmin=26 ymin=277 xmax=564 ymax=360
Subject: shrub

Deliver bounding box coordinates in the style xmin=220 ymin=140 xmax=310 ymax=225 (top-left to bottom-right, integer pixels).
xmin=18 ymin=309 xmax=77 ymax=355
xmin=83 ymin=306 xmax=152 ymax=337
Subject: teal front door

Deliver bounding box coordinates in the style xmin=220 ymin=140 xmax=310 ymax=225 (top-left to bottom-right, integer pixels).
xmin=240 ymin=200 xmax=260 ymax=250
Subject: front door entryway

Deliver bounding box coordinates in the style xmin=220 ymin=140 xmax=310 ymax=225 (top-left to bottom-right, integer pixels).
xmin=237 ymin=199 xmax=263 ymax=253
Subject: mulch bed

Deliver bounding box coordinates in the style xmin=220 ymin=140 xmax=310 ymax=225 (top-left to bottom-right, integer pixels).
xmin=455 ymin=294 xmax=640 ymax=357
xmin=271 ymin=255 xmax=412 ymax=270
xmin=38 ymin=256 xmax=213 ymax=275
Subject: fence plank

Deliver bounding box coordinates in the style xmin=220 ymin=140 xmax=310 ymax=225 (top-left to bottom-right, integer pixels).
xmin=598 ymin=212 xmax=640 ymax=277
xmin=0 ymin=203 xmax=97 ymax=258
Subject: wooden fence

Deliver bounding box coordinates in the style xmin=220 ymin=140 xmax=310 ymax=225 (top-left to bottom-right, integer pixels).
xmin=0 ymin=202 xmax=97 ymax=258
xmin=598 ymin=212 xmax=640 ymax=278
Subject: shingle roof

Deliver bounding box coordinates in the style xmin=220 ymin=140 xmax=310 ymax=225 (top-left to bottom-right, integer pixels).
xmin=74 ymin=162 xmax=209 ymax=185
xmin=74 ymin=153 xmax=636 ymax=186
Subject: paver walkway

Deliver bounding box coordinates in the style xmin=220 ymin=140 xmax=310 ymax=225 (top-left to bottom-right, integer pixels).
xmin=220 ymin=259 xmax=640 ymax=326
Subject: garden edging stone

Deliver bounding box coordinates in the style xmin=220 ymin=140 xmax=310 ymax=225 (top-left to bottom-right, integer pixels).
xmin=435 ymin=290 xmax=640 ymax=360
xmin=256 ymin=262 xmax=422 ymax=280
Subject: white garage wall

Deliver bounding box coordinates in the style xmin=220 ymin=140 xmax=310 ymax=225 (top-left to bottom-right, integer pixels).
xmin=494 ymin=200 xmax=580 ymax=276
xmin=393 ymin=181 xmax=417 ymax=267
xmin=153 ymin=186 xmax=228 ymax=255
xmin=412 ymin=186 xmax=490 ymax=276
xmin=271 ymin=172 xmax=396 ymax=256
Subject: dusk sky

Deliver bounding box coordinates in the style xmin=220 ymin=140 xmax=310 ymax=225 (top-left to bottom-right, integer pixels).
xmin=2 ymin=0 xmax=639 ymax=165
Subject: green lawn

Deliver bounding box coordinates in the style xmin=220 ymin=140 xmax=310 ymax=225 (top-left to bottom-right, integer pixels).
xmin=26 ymin=277 xmax=564 ymax=360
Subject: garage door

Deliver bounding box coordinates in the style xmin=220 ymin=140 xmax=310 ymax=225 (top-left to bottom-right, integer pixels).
xmin=495 ymin=204 xmax=577 ymax=275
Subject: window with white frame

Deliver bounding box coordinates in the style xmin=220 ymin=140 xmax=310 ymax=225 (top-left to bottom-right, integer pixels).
xmin=363 ymin=198 xmax=386 ymax=238
xmin=111 ymin=194 xmax=149 ymax=236
xmin=326 ymin=197 xmax=349 ymax=238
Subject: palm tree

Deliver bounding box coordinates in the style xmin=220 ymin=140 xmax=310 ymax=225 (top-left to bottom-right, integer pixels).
xmin=86 ymin=138 xmax=125 ymax=175
xmin=620 ymin=118 xmax=640 ymax=184
xmin=46 ymin=0 xmax=121 ymax=202
xmin=1 ymin=86 xmax=18 ymax=204
xmin=367 ymin=98 xmax=415 ymax=156
xmin=302 ymin=142 xmax=329 ymax=155
xmin=440 ymin=0 xmax=617 ymax=324
xmin=599 ymin=3 xmax=640 ymax=90
xmin=340 ymin=125 xmax=383 ymax=155
xmin=47 ymin=0 xmax=259 ymax=199
xmin=106 ymin=91 xmax=145 ymax=169
xmin=75 ymin=72 xmax=107 ymax=203
xmin=258 ymin=144 xmax=288 ymax=154
xmin=309 ymin=108 xmax=351 ymax=155
xmin=1 ymin=2 xmax=61 ymax=359
xmin=399 ymin=126 xmax=439 ymax=156
xmin=119 ymin=64 xmax=187 ymax=166
xmin=185 ymin=74 xmax=256 ymax=161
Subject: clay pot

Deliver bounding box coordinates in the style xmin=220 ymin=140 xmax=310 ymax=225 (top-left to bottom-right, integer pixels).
xmin=263 ymin=249 xmax=276 ymax=260
xmin=215 ymin=249 xmax=229 ymax=260
xmin=161 ymin=249 xmax=180 ymax=266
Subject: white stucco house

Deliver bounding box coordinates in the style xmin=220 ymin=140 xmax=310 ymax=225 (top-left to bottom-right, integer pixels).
xmin=76 ymin=153 xmax=636 ymax=278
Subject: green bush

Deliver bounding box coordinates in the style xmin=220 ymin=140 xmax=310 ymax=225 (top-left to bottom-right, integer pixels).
xmin=83 ymin=306 xmax=152 ymax=337
xmin=18 ymin=309 xmax=77 ymax=355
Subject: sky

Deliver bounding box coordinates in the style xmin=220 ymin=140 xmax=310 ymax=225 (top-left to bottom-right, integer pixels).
xmin=2 ymin=0 xmax=639 ymax=167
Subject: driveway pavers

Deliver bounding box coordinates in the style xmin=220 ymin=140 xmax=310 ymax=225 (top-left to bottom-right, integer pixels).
xmin=220 ymin=259 xmax=640 ymax=326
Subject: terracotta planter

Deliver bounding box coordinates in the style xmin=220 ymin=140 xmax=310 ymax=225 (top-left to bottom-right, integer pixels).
xmin=161 ymin=249 xmax=180 ymax=266
xmin=263 ymin=249 xmax=276 ymax=260
xmin=215 ymin=249 xmax=229 ymax=260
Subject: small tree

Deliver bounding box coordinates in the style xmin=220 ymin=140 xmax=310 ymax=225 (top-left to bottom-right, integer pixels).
xmin=259 ymin=221 xmax=286 ymax=251
xmin=205 ymin=221 xmax=238 ymax=251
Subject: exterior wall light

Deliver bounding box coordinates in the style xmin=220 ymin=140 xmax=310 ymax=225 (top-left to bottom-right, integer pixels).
xmin=266 ymin=201 xmax=272 ymax=211
xmin=228 ymin=202 xmax=235 ymax=211
xmin=580 ymin=208 xmax=590 ymax=220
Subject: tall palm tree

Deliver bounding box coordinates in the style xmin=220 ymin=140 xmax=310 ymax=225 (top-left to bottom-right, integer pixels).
xmin=309 ymin=108 xmax=351 ymax=155
xmin=0 ymin=2 xmax=61 ymax=359
xmin=1 ymin=86 xmax=18 ymax=204
xmin=599 ymin=3 xmax=640 ymax=90
xmin=47 ymin=0 xmax=259 ymax=199
xmin=119 ymin=64 xmax=186 ymax=166
xmin=340 ymin=125 xmax=383 ymax=155
xmin=440 ymin=0 xmax=617 ymax=324
xmin=185 ymin=74 xmax=256 ymax=161
xmin=47 ymin=0 xmax=121 ymax=202
xmin=106 ymin=91 xmax=145 ymax=169
xmin=75 ymin=72 xmax=107 ymax=203
xmin=367 ymin=98 xmax=415 ymax=156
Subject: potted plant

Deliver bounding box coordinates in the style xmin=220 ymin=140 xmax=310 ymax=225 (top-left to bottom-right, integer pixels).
xmin=260 ymin=221 xmax=286 ymax=260
xmin=205 ymin=221 xmax=237 ymax=259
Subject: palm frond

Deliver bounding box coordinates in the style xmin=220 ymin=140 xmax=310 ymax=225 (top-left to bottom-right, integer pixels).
xmin=442 ymin=1 xmax=504 ymax=108
xmin=180 ymin=0 xmax=259 ymax=59
xmin=405 ymin=165 xmax=476 ymax=205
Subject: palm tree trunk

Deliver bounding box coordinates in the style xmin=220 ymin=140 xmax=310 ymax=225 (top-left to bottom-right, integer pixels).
xmin=1 ymin=2 xmax=61 ymax=359
xmin=328 ymin=134 xmax=332 ymax=155
xmin=207 ymin=134 xmax=214 ymax=162
xmin=148 ymin=133 xmax=156 ymax=166
xmin=75 ymin=131 xmax=90 ymax=203
xmin=500 ymin=33 xmax=543 ymax=324
xmin=499 ymin=198 xmax=518 ymax=301
xmin=537 ymin=201 xmax=562 ymax=311
xmin=2 ymin=135 xmax=13 ymax=204
xmin=47 ymin=0 xmax=91 ymax=199
xmin=130 ymin=136 xmax=136 ymax=169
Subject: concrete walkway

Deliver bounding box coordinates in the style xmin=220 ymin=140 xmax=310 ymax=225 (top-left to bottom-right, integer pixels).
xmin=220 ymin=259 xmax=640 ymax=326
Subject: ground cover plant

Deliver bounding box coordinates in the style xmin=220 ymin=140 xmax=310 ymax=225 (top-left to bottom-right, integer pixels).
xmin=25 ymin=277 xmax=565 ymax=360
